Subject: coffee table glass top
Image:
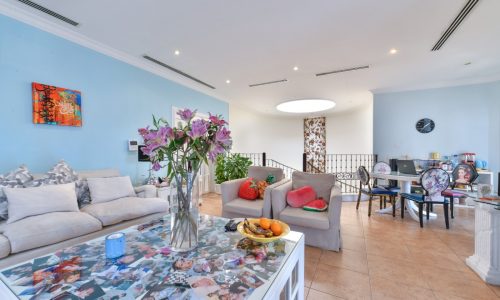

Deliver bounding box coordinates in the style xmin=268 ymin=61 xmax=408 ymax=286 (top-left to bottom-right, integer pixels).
xmin=0 ymin=215 xmax=301 ymax=300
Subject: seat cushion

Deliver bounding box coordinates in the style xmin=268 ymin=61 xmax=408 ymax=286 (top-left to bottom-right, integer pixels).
xmin=4 ymin=212 xmax=102 ymax=253
xmin=223 ymin=198 xmax=264 ymax=217
xmin=442 ymin=190 xmax=465 ymax=197
xmin=364 ymin=187 xmax=398 ymax=196
xmin=82 ymin=197 xmax=168 ymax=226
xmin=401 ymin=193 xmax=425 ymax=202
xmin=279 ymin=207 xmax=329 ymax=230
xmin=0 ymin=234 xmax=10 ymax=258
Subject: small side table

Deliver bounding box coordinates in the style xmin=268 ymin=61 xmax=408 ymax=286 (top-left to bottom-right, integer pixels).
xmin=466 ymin=198 xmax=500 ymax=285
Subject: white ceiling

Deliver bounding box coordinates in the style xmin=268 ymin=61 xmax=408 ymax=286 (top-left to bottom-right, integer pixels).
xmin=2 ymin=0 xmax=500 ymax=116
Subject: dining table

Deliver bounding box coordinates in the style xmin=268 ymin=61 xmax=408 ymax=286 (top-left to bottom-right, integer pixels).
xmin=369 ymin=171 xmax=438 ymax=221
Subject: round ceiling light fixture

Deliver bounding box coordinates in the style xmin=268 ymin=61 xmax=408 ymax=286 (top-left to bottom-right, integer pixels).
xmin=276 ymin=99 xmax=336 ymax=113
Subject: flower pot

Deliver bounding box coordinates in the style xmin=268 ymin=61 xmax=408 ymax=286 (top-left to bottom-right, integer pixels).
xmin=214 ymin=183 xmax=221 ymax=194
xmin=169 ymin=173 xmax=199 ymax=252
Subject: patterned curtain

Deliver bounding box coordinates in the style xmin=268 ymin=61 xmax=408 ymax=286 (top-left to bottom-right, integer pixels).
xmin=304 ymin=117 xmax=326 ymax=173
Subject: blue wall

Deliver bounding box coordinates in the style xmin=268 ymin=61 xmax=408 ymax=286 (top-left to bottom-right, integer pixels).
xmin=0 ymin=15 xmax=228 ymax=182
xmin=374 ymin=81 xmax=500 ymax=184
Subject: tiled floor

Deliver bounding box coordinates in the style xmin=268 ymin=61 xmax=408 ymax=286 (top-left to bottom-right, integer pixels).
xmin=200 ymin=193 xmax=500 ymax=299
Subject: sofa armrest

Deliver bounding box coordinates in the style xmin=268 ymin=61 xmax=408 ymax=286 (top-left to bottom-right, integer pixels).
xmin=262 ymin=179 xmax=290 ymax=218
xmin=271 ymin=181 xmax=293 ymax=218
xmin=221 ymin=178 xmax=247 ymax=205
xmin=328 ymin=182 xmax=342 ymax=229
xmin=134 ymin=185 xmax=157 ymax=198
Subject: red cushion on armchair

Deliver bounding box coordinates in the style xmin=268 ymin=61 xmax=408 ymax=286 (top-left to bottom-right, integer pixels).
xmin=238 ymin=178 xmax=259 ymax=200
xmin=286 ymin=185 xmax=316 ymax=208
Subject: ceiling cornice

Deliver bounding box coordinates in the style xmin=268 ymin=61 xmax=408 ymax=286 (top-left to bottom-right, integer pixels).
xmin=0 ymin=0 xmax=226 ymax=102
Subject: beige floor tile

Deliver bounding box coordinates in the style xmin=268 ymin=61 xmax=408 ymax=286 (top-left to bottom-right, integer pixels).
xmin=342 ymin=235 xmax=366 ymax=252
xmin=311 ymin=264 xmax=371 ymax=300
xmin=487 ymin=284 xmax=500 ymax=298
xmin=307 ymin=288 xmax=345 ymax=300
xmin=321 ymin=249 xmax=369 ymax=274
xmin=305 ymin=258 xmax=318 ymax=287
xmin=364 ymin=238 xmax=412 ymax=261
xmin=420 ymin=266 xmax=498 ymax=300
xmin=370 ymin=276 xmax=436 ymax=300
xmin=367 ymin=254 xmax=429 ymax=288
xmin=305 ymin=287 xmax=310 ymax=299
xmin=341 ymin=224 xmax=364 ymax=238
xmin=306 ymin=245 xmax=323 ymax=262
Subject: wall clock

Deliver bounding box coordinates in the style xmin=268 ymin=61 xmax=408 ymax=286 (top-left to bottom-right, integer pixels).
xmin=416 ymin=118 xmax=435 ymax=133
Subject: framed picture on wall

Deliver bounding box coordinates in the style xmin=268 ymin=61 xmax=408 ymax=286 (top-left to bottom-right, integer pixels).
xmin=32 ymin=82 xmax=82 ymax=127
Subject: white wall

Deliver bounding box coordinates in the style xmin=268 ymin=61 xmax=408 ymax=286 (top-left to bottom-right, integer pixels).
xmin=326 ymin=100 xmax=373 ymax=154
xmin=229 ymin=98 xmax=374 ymax=170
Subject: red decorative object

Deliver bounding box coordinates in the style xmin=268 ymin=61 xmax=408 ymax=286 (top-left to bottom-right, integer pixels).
xmin=303 ymin=199 xmax=329 ymax=212
xmin=238 ymin=178 xmax=259 ymax=200
xmin=286 ymin=185 xmax=316 ymax=208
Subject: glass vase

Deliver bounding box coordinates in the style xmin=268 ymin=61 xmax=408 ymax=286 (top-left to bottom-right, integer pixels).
xmin=169 ymin=172 xmax=199 ymax=252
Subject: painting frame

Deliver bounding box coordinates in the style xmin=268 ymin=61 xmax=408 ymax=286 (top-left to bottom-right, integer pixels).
xmin=32 ymin=82 xmax=82 ymax=127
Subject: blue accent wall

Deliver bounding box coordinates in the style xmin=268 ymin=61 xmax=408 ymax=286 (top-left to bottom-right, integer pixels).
xmin=374 ymin=81 xmax=500 ymax=185
xmin=0 ymin=14 xmax=228 ymax=182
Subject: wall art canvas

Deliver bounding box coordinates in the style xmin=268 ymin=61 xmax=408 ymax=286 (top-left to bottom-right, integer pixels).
xmin=32 ymin=82 xmax=82 ymax=127
xmin=304 ymin=117 xmax=326 ymax=173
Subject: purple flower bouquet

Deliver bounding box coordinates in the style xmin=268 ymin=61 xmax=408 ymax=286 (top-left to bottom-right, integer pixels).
xmin=139 ymin=109 xmax=232 ymax=251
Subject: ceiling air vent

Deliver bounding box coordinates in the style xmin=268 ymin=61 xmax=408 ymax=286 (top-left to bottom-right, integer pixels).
xmin=249 ymin=79 xmax=288 ymax=87
xmin=316 ymin=65 xmax=369 ymax=77
xmin=431 ymin=0 xmax=480 ymax=51
xmin=143 ymin=55 xmax=216 ymax=89
xmin=17 ymin=0 xmax=79 ymax=26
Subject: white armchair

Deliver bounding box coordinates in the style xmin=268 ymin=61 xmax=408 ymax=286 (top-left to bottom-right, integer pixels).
xmin=272 ymin=171 xmax=342 ymax=251
xmin=221 ymin=166 xmax=288 ymax=219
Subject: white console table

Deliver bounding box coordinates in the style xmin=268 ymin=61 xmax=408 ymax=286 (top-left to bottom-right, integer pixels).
xmin=466 ymin=199 xmax=500 ymax=285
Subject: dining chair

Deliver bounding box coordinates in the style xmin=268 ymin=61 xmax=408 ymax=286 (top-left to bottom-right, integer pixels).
xmin=356 ymin=166 xmax=398 ymax=217
xmin=372 ymin=161 xmax=400 ymax=205
xmin=441 ymin=164 xmax=478 ymax=218
xmin=400 ymin=168 xmax=451 ymax=229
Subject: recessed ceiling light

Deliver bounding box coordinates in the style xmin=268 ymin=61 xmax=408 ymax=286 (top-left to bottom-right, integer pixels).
xmin=174 ymin=50 xmax=180 ymax=56
xmin=464 ymin=62 xmax=472 ymax=65
xmin=389 ymin=48 xmax=398 ymax=54
xmin=226 ymin=79 xmax=231 ymax=84
xmin=293 ymin=66 xmax=299 ymax=71
xmin=276 ymin=99 xmax=336 ymax=113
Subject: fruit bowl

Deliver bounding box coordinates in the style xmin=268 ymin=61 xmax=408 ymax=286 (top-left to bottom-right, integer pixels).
xmin=237 ymin=218 xmax=290 ymax=243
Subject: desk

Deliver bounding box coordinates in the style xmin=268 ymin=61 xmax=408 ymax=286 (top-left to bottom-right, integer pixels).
xmin=0 ymin=215 xmax=304 ymax=300
xmin=370 ymin=172 xmax=438 ymax=221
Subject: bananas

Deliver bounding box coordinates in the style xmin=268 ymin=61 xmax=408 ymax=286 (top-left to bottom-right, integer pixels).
xmin=243 ymin=219 xmax=274 ymax=238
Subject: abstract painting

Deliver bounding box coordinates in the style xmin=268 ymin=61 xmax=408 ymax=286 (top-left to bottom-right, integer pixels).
xmin=32 ymin=82 xmax=82 ymax=127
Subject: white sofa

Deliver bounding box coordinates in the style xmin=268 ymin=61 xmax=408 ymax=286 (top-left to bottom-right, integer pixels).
xmin=0 ymin=169 xmax=168 ymax=268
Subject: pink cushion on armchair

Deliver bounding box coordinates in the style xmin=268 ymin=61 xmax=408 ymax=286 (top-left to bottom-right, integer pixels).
xmin=286 ymin=186 xmax=316 ymax=208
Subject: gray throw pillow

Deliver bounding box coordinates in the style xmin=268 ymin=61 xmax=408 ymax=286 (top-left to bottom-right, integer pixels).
xmin=24 ymin=161 xmax=90 ymax=206
xmin=5 ymin=182 xmax=79 ymax=224
xmin=87 ymin=176 xmax=136 ymax=203
xmin=0 ymin=165 xmax=34 ymax=219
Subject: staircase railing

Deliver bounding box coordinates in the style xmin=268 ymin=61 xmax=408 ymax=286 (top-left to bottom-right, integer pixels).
xmin=266 ymin=159 xmax=299 ymax=179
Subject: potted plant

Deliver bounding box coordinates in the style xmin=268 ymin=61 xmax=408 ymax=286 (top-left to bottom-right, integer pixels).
xmin=214 ymin=153 xmax=252 ymax=193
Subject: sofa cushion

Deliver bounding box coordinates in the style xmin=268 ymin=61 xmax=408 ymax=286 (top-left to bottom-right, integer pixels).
xmin=224 ymin=198 xmax=263 ymax=217
xmin=82 ymin=197 xmax=168 ymax=226
xmin=5 ymin=182 xmax=79 ymax=224
xmin=0 ymin=234 xmax=10 ymax=258
xmin=0 ymin=165 xmax=33 ymax=220
xmin=287 ymin=185 xmax=316 ymax=208
xmin=279 ymin=207 xmax=330 ymax=230
xmin=238 ymin=178 xmax=259 ymax=200
xmin=4 ymin=212 xmax=102 ymax=253
xmin=292 ymin=172 xmax=335 ymax=203
xmin=87 ymin=176 xmax=136 ymax=203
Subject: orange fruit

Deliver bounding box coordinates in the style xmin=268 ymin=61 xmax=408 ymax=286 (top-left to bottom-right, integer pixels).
xmin=270 ymin=222 xmax=283 ymax=236
xmin=259 ymin=218 xmax=271 ymax=230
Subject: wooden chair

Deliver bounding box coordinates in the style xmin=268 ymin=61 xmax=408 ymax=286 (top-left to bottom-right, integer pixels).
xmin=356 ymin=166 xmax=398 ymax=217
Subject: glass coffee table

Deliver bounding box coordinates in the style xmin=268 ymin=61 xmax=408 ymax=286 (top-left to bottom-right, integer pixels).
xmin=0 ymin=215 xmax=304 ymax=299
